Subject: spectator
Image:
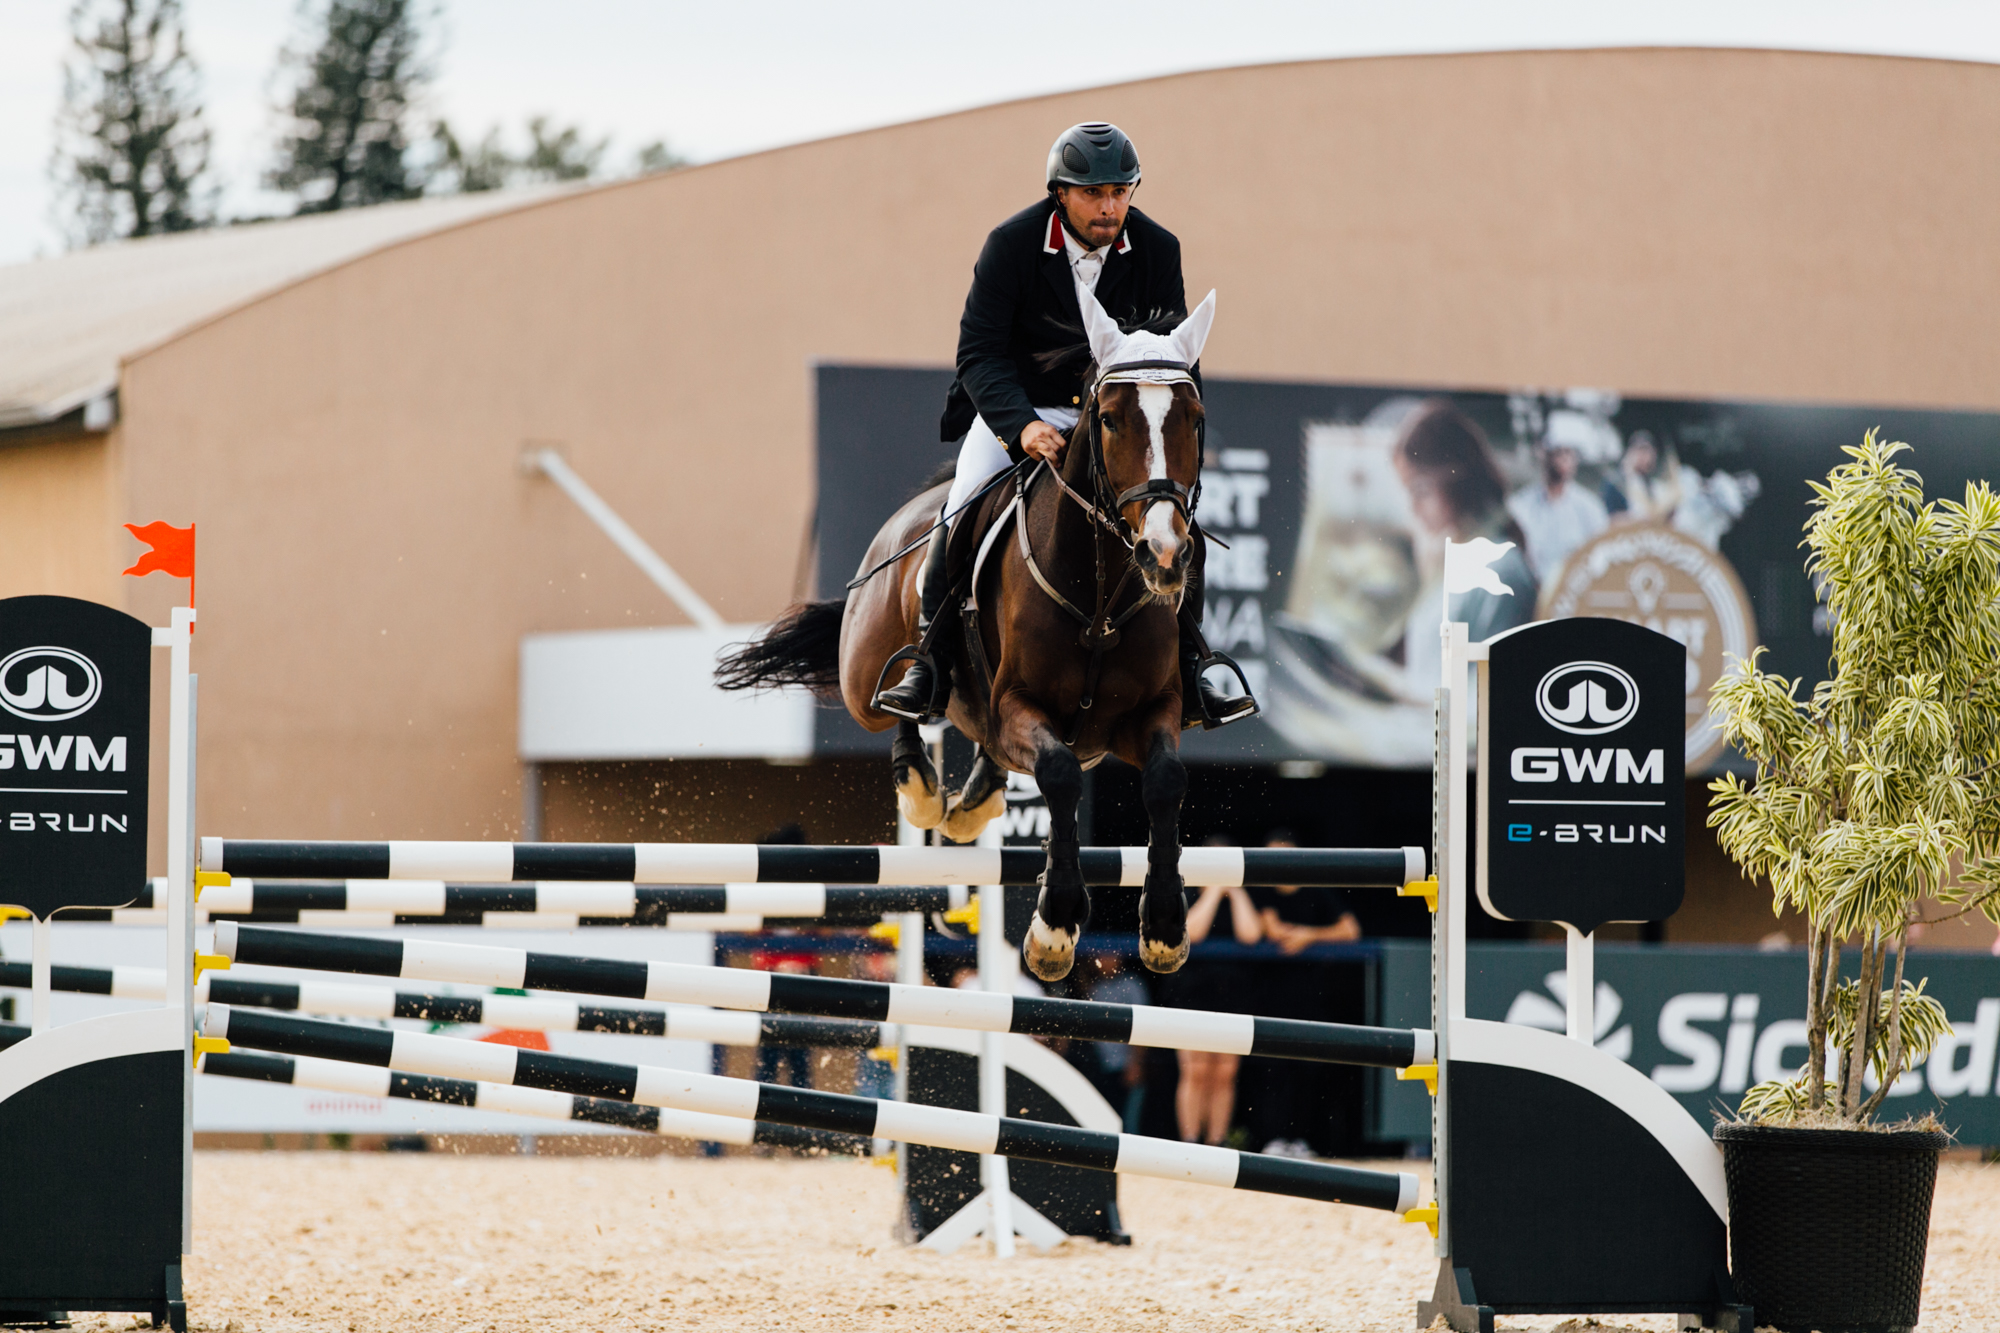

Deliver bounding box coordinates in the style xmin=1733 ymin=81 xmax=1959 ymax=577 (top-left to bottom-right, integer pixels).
xmin=1249 ymin=830 xmax=1361 ymax=1157
xmin=852 ymin=947 xmax=898 ymax=1101
xmin=1155 ymin=841 xmax=1263 ymax=1146
xmin=751 ymin=939 xmax=816 ymax=1090
xmin=750 ymin=822 xmax=816 ymax=1089
xmin=1084 ymin=952 xmax=1150 ymax=1133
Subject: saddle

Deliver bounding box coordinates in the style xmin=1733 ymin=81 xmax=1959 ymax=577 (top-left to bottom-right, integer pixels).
xmin=935 ymin=471 xmax=1018 ymax=720
xmin=920 ymin=462 xmax=1255 ymax=739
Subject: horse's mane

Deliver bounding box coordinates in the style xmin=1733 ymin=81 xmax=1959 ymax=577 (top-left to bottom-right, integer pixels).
xmin=1032 ymin=308 xmax=1186 ymax=384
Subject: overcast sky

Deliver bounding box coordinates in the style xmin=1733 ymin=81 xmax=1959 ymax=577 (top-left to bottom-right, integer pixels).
xmin=5 ymin=0 xmax=1999 ymax=266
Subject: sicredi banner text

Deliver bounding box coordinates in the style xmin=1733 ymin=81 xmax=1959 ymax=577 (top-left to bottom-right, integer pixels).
xmin=0 ymin=596 xmax=152 ymax=918
xmin=1478 ymin=616 xmax=1686 ymax=931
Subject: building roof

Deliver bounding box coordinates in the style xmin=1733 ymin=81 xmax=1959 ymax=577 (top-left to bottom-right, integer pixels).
xmin=0 ymin=187 xmax=567 ymax=430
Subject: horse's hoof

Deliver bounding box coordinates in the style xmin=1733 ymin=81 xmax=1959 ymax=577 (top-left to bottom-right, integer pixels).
xmin=940 ymin=784 xmax=1005 ymax=842
xmin=1023 ymin=911 xmax=1077 ymax=982
xmin=896 ymin=768 xmax=944 ymax=830
xmin=1137 ymin=890 xmax=1192 ymax=974
xmin=1138 ymin=929 xmax=1191 ymax=974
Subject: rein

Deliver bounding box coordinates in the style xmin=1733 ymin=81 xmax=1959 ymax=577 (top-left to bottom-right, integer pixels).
xmin=1011 ymin=356 xmax=1203 ymax=744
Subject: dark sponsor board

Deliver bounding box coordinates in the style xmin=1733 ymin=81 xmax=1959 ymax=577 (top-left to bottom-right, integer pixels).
xmin=1478 ymin=618 xmax=1686 ymax=931
xmin=0 ymin=596 xmax=152 ymax=917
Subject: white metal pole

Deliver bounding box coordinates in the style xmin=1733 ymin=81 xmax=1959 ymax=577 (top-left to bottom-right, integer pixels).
xmin=161 ymin=609 xmax=194 ymax=1012
xmin=976 ymin=818 xmax=1015 ymax=1258
xmin=529 ymin=448 xmax=725 ymax=630
xmin=1566 ymin=926 xmax=1595 ymax=1045
xmin=180 ymin=673 xmax=198 ymax=1250
xmin=1443 ymin=622 xmax=1470 ymax=1026
xmin=887 ymin=808 xmax=926 ymax=1165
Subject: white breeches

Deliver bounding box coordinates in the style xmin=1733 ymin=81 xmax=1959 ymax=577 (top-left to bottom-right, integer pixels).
xmin=944 ymin=408 xmax=1080 ymax=528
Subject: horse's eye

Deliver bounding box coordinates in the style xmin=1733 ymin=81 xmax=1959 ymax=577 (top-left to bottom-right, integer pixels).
xmin=1098 ymin=414 xmax=1115 ymax=430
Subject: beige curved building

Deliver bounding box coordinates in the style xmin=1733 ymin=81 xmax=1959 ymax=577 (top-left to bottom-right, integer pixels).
xmin=1 ymin=47 xmax=1996 ymax=941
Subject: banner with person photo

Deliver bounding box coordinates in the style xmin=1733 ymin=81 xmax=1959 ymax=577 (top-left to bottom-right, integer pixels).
xmin=814 ymin=365 xmax=2000 ymax=770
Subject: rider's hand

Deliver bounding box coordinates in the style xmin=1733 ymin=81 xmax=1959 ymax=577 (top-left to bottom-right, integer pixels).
xmin=1019 ymin=420 xmax=1066 ymax=465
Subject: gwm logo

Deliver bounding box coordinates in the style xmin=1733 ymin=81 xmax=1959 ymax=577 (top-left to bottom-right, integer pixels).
xmin=0 ymin=646 xmax=103 ymax=722
xmin=1534 ymin=660 xmax=1639 ymax=735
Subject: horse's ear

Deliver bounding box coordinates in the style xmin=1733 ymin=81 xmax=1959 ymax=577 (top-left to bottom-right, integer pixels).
xmin=1170 ymin=289 xmax=1217 ymax=367
xmin=1078 ymin=280 xmax=1126 ymax=371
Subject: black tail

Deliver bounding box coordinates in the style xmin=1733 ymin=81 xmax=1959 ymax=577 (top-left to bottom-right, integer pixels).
xmin=715 ymin=598 xmax=846 ymax=697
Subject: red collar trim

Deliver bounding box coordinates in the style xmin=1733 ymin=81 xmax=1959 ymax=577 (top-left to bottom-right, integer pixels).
xmin=1045 ymin=207 xmax=1135 ymax=256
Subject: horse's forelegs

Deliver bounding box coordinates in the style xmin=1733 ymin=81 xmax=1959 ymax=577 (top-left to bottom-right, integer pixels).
xmin=941 ymin=749 xmax=1007 ymax=843
xmin=1137 ymin=724 xmax=1190 ymax=974
xmin=1011 ymin=718 xmax=1085 ymax=982
xmin=891 ymin=720 xmax=944 ymax=830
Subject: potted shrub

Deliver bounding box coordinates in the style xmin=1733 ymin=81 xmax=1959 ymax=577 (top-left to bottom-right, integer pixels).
xmin=1706 ymin=433 xmax=1999 ymax=1333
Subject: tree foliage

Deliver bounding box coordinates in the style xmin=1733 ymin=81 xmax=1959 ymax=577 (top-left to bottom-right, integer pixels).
xmin=633 ymin=140 xmax=688 ymax=176
xmin=1709 ymin=433 xmax=2000 ymax=1124
xmin=268 ymin=0 xmax=432 ymax=213
xmin=428 ymin=116 xmax=652 ymax=194
xmin=53 ymin=0 xmax=212 ymax=244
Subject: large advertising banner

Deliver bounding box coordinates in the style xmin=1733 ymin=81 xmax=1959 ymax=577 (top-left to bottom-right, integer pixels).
xmin=816 ymin=366 xmax=2000 ymax=769
xmin=1375 ymin=941 xmax=2000 ymax=1148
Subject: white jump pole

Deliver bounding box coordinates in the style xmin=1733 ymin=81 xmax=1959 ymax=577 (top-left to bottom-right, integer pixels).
xmin=976 ymin=824 xmax=1015 ymax=1258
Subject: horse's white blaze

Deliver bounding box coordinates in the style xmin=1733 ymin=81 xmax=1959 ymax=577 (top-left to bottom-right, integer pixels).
xmin=1135 ymin=384 xmax=1180 ymax=568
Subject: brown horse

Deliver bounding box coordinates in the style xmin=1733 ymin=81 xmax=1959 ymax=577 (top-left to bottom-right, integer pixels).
xmin=719 ymin=287 xmax=1218 ymax=980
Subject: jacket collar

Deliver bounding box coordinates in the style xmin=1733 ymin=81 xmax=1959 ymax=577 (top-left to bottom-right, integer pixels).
xmin=1043 ymin=205 xmax=1132 ymax=257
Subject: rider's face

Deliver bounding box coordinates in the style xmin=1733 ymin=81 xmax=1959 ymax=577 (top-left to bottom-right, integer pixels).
xmin=1056 ymin=183 xmax=1133 ymax=249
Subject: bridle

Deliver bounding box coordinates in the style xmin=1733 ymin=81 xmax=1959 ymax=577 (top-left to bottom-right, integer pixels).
xmin=1045 ymin=358 xmax=1203 ymax=548
xmin=1012 ymin=357 xmax=1203 ymax=742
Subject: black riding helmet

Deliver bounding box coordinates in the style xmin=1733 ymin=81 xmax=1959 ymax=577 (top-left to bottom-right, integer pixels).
xmin=1046 ymin=122 xmax=1141 ymax=190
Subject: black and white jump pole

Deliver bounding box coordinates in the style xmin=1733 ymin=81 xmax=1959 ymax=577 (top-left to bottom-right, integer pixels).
xmin=0 ymin=960 xmax=881 ymax=1049
xmin=206 ymin=922 xmax=1435 ymax=1069
xmin=152 ymin=877 xmax=966 ymax=925
xmin=201 ymin=1005 xmax=1420 ymax=1215
xmin=200 ymin=1049 xmax=868 ymax=1155
xmin=198 ymin=839 xmax=1423 ymax=889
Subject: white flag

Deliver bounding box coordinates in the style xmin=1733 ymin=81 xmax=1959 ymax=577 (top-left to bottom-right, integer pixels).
xmin=1442 ymin=538 xmax=1517 ymax=598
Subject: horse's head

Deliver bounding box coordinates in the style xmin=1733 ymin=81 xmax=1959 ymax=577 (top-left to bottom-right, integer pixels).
xmin=1077 ymin=286 xmax=1217 ymax=600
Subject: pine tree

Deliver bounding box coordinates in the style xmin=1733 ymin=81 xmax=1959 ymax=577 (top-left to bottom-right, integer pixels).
xmin=268 ymin=0 xmax=431 ymax=213
xmin=52 ymin=0 xmax=212 ymax=244
xmin=429 ymin=120 xmax=511 ymax=193
xmin=633 ymin=141 xmax=687 ymax=176
xmin=519 ymin=116 xmax=607 ymax=183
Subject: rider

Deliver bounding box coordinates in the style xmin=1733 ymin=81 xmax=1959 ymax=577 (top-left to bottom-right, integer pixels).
xmin=874 ymin=121 xmax=1257 ymax=729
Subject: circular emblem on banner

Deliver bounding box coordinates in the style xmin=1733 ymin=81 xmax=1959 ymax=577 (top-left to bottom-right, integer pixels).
xmin=1539 ymin=522 xmax=1756 ymax=769
xmin=1534 ymin=660 xmax=1640 ymax=735
xmin=0 ymin=645 xmax=103 ymax=722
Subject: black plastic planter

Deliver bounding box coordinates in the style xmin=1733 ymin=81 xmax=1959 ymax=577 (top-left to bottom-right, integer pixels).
xmin=1716 ymin=1122 xmax=1948 ymax=1333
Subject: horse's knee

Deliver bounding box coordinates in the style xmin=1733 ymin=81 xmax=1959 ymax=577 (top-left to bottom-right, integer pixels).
xmin=1034 ymin=744 xmax=1083 ymax=812
xmin=1141 ymin=742 xmax=1186 ymax=813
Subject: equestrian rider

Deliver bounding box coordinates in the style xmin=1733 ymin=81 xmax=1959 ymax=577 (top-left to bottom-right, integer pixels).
xmin=874 ymin=121 xmax=1258 ymax=729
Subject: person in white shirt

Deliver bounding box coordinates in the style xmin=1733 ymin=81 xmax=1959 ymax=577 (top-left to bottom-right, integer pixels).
xmin=1507 ymin=443 xmax=1609 ymax=582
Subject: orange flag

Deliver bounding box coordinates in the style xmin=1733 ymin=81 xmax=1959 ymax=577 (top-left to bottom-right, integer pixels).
xmin=123 ymin=521 xmax=195 ymax=579
xmin=123 ymin=521 xmax=196 ymax=620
